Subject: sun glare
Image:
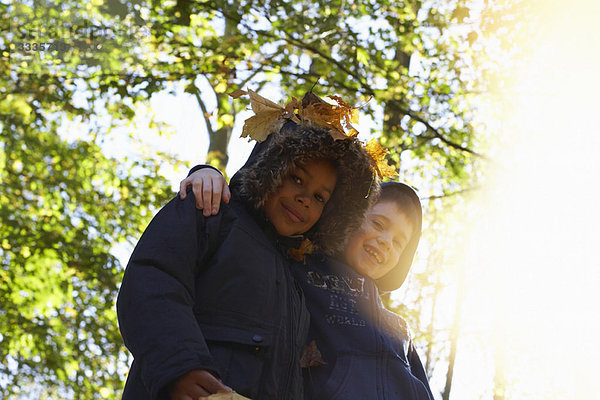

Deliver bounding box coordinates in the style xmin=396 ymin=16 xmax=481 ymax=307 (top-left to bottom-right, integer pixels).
xmin=451 ymin=1 xmax=600 ymax=399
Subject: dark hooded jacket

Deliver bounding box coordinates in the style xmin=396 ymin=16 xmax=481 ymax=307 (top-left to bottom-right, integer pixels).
xmin=117 ymin=123 xmax=378 ymax=399
xmin=294 ymin=182 xmax=433 ymax=400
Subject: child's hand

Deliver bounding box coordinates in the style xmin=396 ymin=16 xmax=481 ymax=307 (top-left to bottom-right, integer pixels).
xmin=170 ymin=369 xmax=232 ymax=400
xmin=179 ymin=168 xmax=231 ymax=216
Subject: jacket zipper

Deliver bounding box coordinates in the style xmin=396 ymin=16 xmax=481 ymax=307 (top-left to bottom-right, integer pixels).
xmin=279 ymin=259 xmax=295 ymax=399
xmin=280 ymin=265 xmax=306 ymax=399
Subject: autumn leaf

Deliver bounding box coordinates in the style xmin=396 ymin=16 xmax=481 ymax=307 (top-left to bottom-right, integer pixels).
xmin=349 ymin=108 xmax=359 ymax=124
xmin=230 ymin=88 xmax=287 ymax=142
xmin=300 ymin=340 xmax=327 ymax=368
xmin=288 ymin=238 xmax=315 ymax=262
xmin=365 ymin=139 xmax=397 ymax=178
xmin=231 ymin=88 xmax=361 ymax=142
xmin=327 ymin=95 xmax=352 ymax=109
xmin=297 ymin=92 xmax=361 ymax=139
xmin=284 ymin=97 xmax=301 ymax=124
xmin=300 ymin=102 xmax=348 ymax=140
xmin=301 ymin=91 xmax=328 ymax=107
xmin=228 ymin=89 xmax=247 ymax=99
xmin=247 ymin=89 xmax=284 ymax=114
xmin=199 ymin=390 xmax=251 ymax=400
xmin=241 ymin=110 xmax=283 ymax=142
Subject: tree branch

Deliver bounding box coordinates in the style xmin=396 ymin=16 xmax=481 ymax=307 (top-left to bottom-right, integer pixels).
xmin=421 ymin=186 xmax=479 ymax=201
xmin=191 ymin=83 xmax=215 ymax=137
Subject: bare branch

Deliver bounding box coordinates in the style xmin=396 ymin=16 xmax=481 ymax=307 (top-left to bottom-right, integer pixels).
xmin=421 ymin=186 xmax=479 ymax=201
xmin=190 ymin=83 xmax=215 ymax=137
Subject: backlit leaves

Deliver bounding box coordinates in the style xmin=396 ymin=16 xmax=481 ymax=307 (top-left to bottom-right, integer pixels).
xmin=365 ymin=139 xmax=397 ymax=179
xmin=298 ymin=93 xmax=360 ymax=140
xmin=230 ymin=89 xmax=365 ymax=142
xmin=230 ymin=89 xmax=286 ymax=142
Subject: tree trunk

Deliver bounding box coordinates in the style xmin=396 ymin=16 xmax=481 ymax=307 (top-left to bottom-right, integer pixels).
xmin=382 ymin=44 xmax=411 ymax=140
xmin=204 ymin=6 xmax=239 ymax=171
xmin=207 ymin=92 xmax=235 ymax=171
xmin=493 ymin=344 xmax=507 ymax=400
xmin=442 ymin=264 xmax=466 ymax=400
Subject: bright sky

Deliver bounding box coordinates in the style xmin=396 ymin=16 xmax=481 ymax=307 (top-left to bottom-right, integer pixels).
xmin=448 ymin=2 xmax=600 ymax=399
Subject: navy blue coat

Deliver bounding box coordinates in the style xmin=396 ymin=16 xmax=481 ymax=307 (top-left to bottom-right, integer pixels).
xmin=117 ymin=193 xmax=309 ymax=399
xmin=294 ymin=255 xmax=434 ymax=400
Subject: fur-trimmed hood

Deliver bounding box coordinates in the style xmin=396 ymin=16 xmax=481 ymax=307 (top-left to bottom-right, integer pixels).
xmin=375 ymin=182 xmax=423 ymax=292
xmin=230 ymin=121 xmax=379 ymax=256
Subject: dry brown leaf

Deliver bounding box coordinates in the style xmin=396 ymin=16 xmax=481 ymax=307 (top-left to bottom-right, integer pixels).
xmin=287 ymin=238 xmax=315 ymax=262
xmin=199 ymin=390 xmax=251 ymax=400
xmin=241 ymin=110 xmax=283 ymax=142
xmin=228 ymin=89 xmax=248 ymax=99
xmin=298 ymin=93 xmax=362 ymax=139
xmin=300 ymin=103 xmax=347 ymax=140
xmin=327 ymin=95 xmax=352 ymax=109
xmin=301 ymin=91 xmax=328 ymax=107
xmin=231 ymin=88 xmax=363 ymax=142
xmin=300 ymin=340 xmax=327 ymax=368
xmin=247 ymin=89 xmax=284 ymax=114
xmin=365 ymin=139 xmax=397 ymax=178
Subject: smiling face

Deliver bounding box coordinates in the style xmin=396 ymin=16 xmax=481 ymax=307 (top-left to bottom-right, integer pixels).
xmin=342 ymin=200 xmax=414 ymax=280
xmin=264 ymin=159 xmax=338 ymax=236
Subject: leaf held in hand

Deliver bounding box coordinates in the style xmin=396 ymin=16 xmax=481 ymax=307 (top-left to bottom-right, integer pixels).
xmin=200 ymin=390 xmax=251 ymax=399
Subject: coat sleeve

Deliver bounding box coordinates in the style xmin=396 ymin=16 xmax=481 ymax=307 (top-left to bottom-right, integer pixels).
xmin=117 ymin=191 xmax=221 ymax=399
xmin=407 ymin=341 xmax=435 ymax=400
xmin=187 ymin=164 xmax=222 ymax=177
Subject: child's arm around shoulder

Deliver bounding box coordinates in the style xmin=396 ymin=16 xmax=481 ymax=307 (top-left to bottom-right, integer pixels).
xmin=117 ymin=193 xmax=231 ymax=398
xmin=179 ymin=165 xmax=230 ymax=216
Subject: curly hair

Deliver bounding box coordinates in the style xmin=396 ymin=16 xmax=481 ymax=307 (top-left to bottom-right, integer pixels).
xmin=232 ymin=121 xmax=379 ymax=256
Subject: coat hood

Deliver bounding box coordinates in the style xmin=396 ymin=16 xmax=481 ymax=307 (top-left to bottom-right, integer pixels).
xmin=230 ymin=120 xmax=379 ymax=256
xmin=375 ymin=182 xmax=423 ymax=292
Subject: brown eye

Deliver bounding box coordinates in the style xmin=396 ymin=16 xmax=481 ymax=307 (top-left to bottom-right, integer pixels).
xmin=372 ymin=219 xmax=383 ymax=231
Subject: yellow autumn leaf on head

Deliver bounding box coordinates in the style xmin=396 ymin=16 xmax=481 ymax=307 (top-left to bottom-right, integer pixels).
xmin=328 ymin=95 xmax=360 ymax=130
xmin=247 ymin=89 xmax=284 ymax=114
xmin=347 ymin=128 xmax=359 ymax=138
xmin=241 ymin=109 xmax=283 ymax=142
xmin=365 ymin=139 xmax=397 ymax=178
xmin=229 ymin=88 xmax=286 ymax=142
xmin=327 ymin=95 xmax=352 ymax=109
xmin=300 ymin=102 xmax=347 ymax=140
xmin=350 ymin=108 xmax=359 ymax=124
xmin=284 ymin=97 xmax=301 ymax=123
